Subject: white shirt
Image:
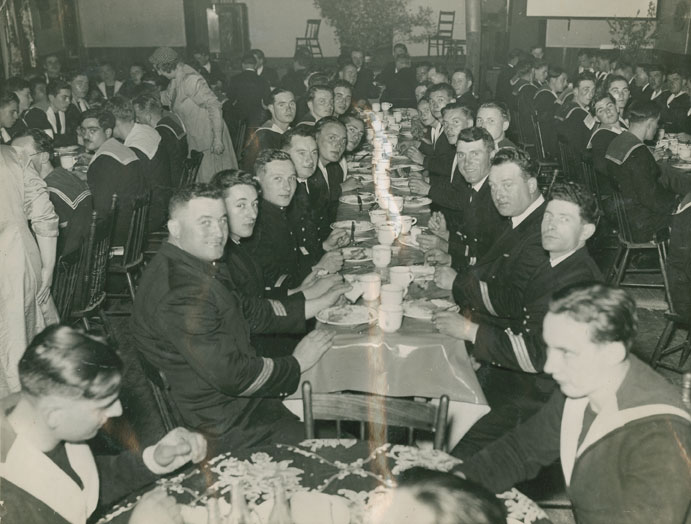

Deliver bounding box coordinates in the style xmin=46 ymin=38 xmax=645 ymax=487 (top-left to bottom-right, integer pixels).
xmin=431 ymin=121 xmax=442 ymax=146
xmin=46 ymin=107 xmax=66 ymax=135
xmin=511 ymin=194 xmax=545 ymax=229
xmin=550 ymin=247 xmax=579 ymax=267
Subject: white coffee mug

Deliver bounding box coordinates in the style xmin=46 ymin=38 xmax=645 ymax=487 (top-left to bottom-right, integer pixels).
xmin=381 ymin=102 xmax=393 ymax=112
xmin=389 ymin=196 xmax=404 ymax=212
xmin=379 ymin=303 xmax=403 ymax=333
xmin=359 ymin=273 xmax=381 ymax=301
xmin=372 ymin=102 xmax=381 ymax=112
xmin=377 ymin=225 xmax=396 ymax=246
xmin=59 ymin=154 xmax=77 ymax=170
xmin=389 ymin=266 xmax=414 ymax=290
xmin=399 ymin=215 xmax=418 ymax=234
xmin=369 ymin=209 xmax=388 ymax=225
xmin=380 ymin=283 xmax=405 ymax=305
xmin=394 ymin=111 xmax=403 ymax=123
xmin=372 ymin=244 xmax=392 ymax=268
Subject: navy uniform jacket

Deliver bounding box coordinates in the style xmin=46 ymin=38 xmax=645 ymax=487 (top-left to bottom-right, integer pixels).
xmin=128 ymin=142 xmax=172 ymax=234
xmin=555 ymin=101 xmax=596 ymax=155
xmin=244 ymin=199 xmax=314 ymax=291
xmin=353 ymin=66 xmax=377 ymax=101
xmin=494 ymin=64 xmax=515 ymax=105
xmin=457 ymin=91 xmax=480 ymax=115
xmin=533 ymin=88 xmax=561 ymax=157
xmin=606 ymin=131 xmax=676 ymax=242
xmin=447 ymin=177 xmax=507 ymax=271
xmin=587 ymin=126 xmax=622 ymax=196
xmin=662 ymin=91 xmax=691 ymax=133
xmin=472 ymin=247 xmax=603 ymax=374
xmin=280 ymin=69 xmax=308 ymax=100
xmin=308 ymin=162 xmax=342 ymax=230
xmin=428 ymin=158 xmax=471 ymax=234
xmin=227 ymin=70 xmax=271 ymax=129
xmin=156 ymin=114 xmax=188 ymax=188
xmin=86 ymin=138 xmax=147 ymax=245
xmin=462 ymin=356 xmax=691 ymax=524
xmin=452 ymin=198 xmax=548 ymax=320
xmin=240 ymin=122 xmax=285 ymax=173
xmin=45 ymin=167 xmax=93 ymax=257
xmin=289 ymin=180 xmax=326 ymax=264
xmin=23 ymin=106 xmax=78 ymax=147
xmin=132 ymin=242 xmax=304 ymax=449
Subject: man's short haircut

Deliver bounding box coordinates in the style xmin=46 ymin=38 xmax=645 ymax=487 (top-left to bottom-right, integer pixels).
xmin=613 ymin=59 xmax=632 ymax=73
xmin=251 ymin=48 xmax=266 ymax=60
xmin=104 ymin=95 xmax=135 ymax=122
xmin=19 ymin=325 xmax=123 ymax=400
xmin=29 ymin=76 xmax=47 ymax=98
xmin=577 ymin=49 xmax=592 ymax=58
xmin=427 ymin=82 xmax=455 ymax=100
xmin=6 ymin=76 xmax=30 ymax=93
xmin=168 ymin=183 xmax=223 ymax=218
xmin=547 ymin=66 xmax=566 ymax=80
xmin=47 ymin=79 xmax=71 ymax=97
xmin=515 ymin=59 xmax=534 ymax=77
xmin=591 ymin=92 xmax=616 ymax=110
xmin=306 ymin=84 xmax=333 ymax=103
xmin=452 ymin=67 xmax=474 ymax=85
xmin=417 ymin=95 xmax=430 ymax=106
xmin=254 ymin=148 xmax=293 ymax=178
xmin=241 ymin=53 xmax=257 ymax=68
xmin=490 ymin=147 xmax=536 ymax=180
xmin=314 ymin=115 xmax=346 ymax=136
xmin=508 ymin=48 xmax=524 ymax=61
xmin=264 ymin=87 xmax=294 ymax=106
xmin=43 ymin=53 xmax=60 ymax=65
xmin=281 ymin=124 xmax=316 ymax=149
xmin=192 ymin=45 xmax=210 ymax=56
xmin=132 ymin=93 xmax=163 ymax=115
xmin=331 ymin=78 xmax=353 ymax=91
xmin=0 ymin=90 xmax=19 ymax=109
xmin=548 ymin=182 xmax=599 ymax=225
xmin=80 ymin=108 xmax=116 ymax=131
xmin=397 ymin=468 xmax=506 ymax=524
xmin=440 ymin=101 xmax=474 ymax=120
xmin=306 ymin=72 xmax=330 ymax=88
xmin=294 ymin=47 xmax=312 ymax=68
xmin=16 ymin=128 xmax=54 ymax=155
xmin=549 ymin=283 xmax=638 ymax=352
xmin=478 ymin=102 xmax=510 ymax=122
xmin=393 ymin=43 xmax=408 ymax=54
xmin=624 ymin=99 xmax=660 ymax=124
xmin=574 ymin=71 xmax=597 ymax=88
xmin=604 ymin=74 xmax=629 ymax=93
xmin=458 ymin=126 xmax=495 ymax=152
xmin=645 ymin=63 xmax=665 ymax=75
xmin=416 ymin=60 xmax=433 ymax=70
xmin=66 ymin=70 xmax=88 ymax=83
xmin=212 ymin=169 xmax=261 ymax=196
xmin=532 ymin=59 xmax=548 ymax=71
xmin=339 ymin=113 xmax=365 ymax=128
xmin=667 ymin=66 xmax=687 ymax=78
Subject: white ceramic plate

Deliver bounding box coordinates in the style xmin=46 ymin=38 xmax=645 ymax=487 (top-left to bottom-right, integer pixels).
xmin=317 ymin=305 xmax=377 ymax=326
xmin=339 ymin=193 xmax=376 ymax=206
xmin=403 ymin=299 xmax=459 ymax=320
xmin=404 ymin=196 xmax=432 ymax=207
xmin=342 ymin=246 xmax=373 ymax=262
xmin=331 ymin=220 xmax=374 ymax=233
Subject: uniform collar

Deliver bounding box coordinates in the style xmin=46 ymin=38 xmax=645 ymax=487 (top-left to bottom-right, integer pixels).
xmin=511 ymin=194 xmax=545 ymax=228
xmin=159 ymin=241 xmax=225 ymax=278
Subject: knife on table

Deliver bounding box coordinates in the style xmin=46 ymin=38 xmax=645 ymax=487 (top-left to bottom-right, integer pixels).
xmin=356 ymin=191 xmax=363 ymax=212
xmin=350 ymin=221 xmax=356 ymax=244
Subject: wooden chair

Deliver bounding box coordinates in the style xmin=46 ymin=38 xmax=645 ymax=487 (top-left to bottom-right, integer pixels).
xmin=108 ymin=192 xmax=151 ymax=304
xmin=649 ymin=313 xmax=690 ymax=374
xmin=428 ymin=11 xmax=455 ymax=56
xmin=71 ymin=201 xmax=116 ymax=340
xmin=301 ymin=381 xmax=450 ymax=451
xmin=179 ymin=150 xmax=204 ymax=188
xmin=137 ymin=354 xmax=184 ymax=432
xmin=295 ymin=19 xmax=323 ymax=58
xmin=234 ymin=120 xmax=247 ymax=158
xmin=607 ymin=189 xmax=672 ymax=307
xmin=51 ymin=247 xmax=84 ymax=321
xmin=529 ymin=112 xmax=560 ymax=195
xmin=557 ymin=136 xmax=584 ymax=184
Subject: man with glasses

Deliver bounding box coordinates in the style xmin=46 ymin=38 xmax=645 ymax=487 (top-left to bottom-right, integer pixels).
xmin=298 ymin=85 xmax=334 ymax=125
xmin=79 ymin=108 xmax=147 ymax=245
xmin=241 ymin=88 xmax=296 ymax=172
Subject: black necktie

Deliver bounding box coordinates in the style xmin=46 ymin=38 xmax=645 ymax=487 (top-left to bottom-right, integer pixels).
xmin=55 ymin=111 xmax=62 ymax=134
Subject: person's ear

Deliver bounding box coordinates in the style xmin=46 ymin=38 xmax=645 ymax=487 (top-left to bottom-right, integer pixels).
xmin=43 ymin=403 xmax=64 ymax=430
xmin=105 ymin=128 xmax=113 ymax=139
xmin=502 ymin=120 xmax=510 ymax=132
xmin=528 ymin=176 xmax=539 ymax=194
xmin=580 ymin=222 xmax=596 ymax=243
xmin=601 ymin=341 xmax=627 ymax=366
xmin=168 ymin=217 xmax=180 ymax=239
xmin=307 ymin=100 xmax=314 ymax=114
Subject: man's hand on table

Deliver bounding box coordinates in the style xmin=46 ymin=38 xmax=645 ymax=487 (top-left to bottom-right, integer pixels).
xmin=144 ymin=427 xmax=207 ymax=475
xmin=341 ymin=177 xmax=363 ymax=193
xmin=434 ymin=266 xmax=457 ymax=290
xmin=417 ymin=233 xmax=447 ymax=252
xmin=408 ymin=177 xmax=431 ymax=196
xmin=323 ymin=228 xmax=350 ymax=251
xmin=404 ymin=146 xmax=425 ymax=165
xmin=302 ymin=273 xmax=344 ymax=300
xmin=433 ymin=311 xmax=479 ymax=342
xmin=294 ymin=329 xmax=336 ymax=372
xmin=314 ymin=250 xmax=344 ymax=274
xmin=427 ymin=211 xmax=449 ymax=240
xmin=425 ymin=248 xmax=452 ymax=267
xmin=129 ymin=488 xmax=182 ymax=524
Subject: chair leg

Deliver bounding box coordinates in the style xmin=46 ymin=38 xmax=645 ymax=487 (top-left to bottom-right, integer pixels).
xmin=658 ymin=245 xmax=673 ymax=308
xmin=650 ymin=319 xmax=676 ymax=368
xmin=82 ymin=316 xmax=91 ymax=331
xmin=607 ymin=245 xmax=624 ymax=283
xmin=614 ymin=247 xmax=631 ymax=285
xmin=126 ymin=271 xmax=137 ymax=302
xmin=98 ymin=308 xmax=117 ymax=348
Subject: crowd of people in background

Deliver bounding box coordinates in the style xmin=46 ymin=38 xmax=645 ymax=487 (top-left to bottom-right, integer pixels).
xmin=1 ymin=39 xmax=690 ymax=523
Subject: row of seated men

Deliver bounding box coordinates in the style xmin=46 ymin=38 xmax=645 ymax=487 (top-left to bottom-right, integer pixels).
xmin=494 ymin=53 xmax=691 ymax=328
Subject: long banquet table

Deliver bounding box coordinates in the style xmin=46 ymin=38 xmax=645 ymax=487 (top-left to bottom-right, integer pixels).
xmin=97 ymin=439 xmax=552 ymax=524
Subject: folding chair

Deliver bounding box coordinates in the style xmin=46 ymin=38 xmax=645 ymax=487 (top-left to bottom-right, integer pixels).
xmin=302 ymin=381 xmax=450 ymax=451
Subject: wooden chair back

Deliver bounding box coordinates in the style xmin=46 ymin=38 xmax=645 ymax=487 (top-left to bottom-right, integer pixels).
xmin=51 ymin=247 xmax=84 ymax=320
xmin=121 ymin=192 xmax=151 ymax=267
xmin=305 ymin=19 xmax=321 ymax=39
xmin=610 ymin=189 xmax=636 ymax=244
xmin=530 ymin=111 xmax=550 ymax=163
xmin=234 ymin=120 xmax=247 ymax=158
xmin=302 ymin=381 xmax=449 ymax=451
xmin=437 ymin=11 xmax=455 ymax=38
xmin=557 ymin=136 xmax=582 ymax=183
xmin=75 ymin=203 xmax=115 ymax=313
xmin=178 ymin=150 xmax=204 ymax=188
xmin=137 ymin=354 xmax=183 ymax=432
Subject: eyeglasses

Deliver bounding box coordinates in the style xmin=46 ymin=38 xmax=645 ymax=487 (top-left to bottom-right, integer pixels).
xmin=346 ymin=125 xmax=364 ymax=137
xmin=78 ymin=126 xmax=102 ymax=137
xmin=324 ymin=134 xmax=347 ymax=146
